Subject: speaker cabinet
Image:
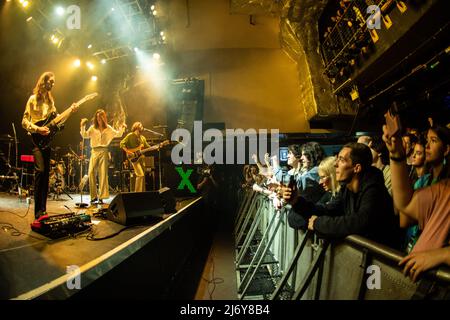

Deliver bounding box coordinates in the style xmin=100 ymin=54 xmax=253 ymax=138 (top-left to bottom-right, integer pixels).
xmin=107 ymin=187 xmax=176 ymax=225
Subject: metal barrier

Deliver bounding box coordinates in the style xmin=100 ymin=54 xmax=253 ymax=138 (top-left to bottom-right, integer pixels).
xmin=234 ymin=188 xmax=450 ymax=300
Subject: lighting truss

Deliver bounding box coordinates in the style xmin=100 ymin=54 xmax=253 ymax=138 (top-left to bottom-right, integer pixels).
xmin=19 ymin=0 xmax=54 ymax=31
xmin=92 ymin=0 xmax=160 ymax=62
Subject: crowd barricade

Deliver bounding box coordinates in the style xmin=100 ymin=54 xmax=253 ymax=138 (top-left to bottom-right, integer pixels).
xmin=234 ymin=188 xmax=450 ymax=300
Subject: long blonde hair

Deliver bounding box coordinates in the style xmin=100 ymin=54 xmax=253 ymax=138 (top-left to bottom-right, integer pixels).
xmin=318 ymin=156 xmax=340 ymax=196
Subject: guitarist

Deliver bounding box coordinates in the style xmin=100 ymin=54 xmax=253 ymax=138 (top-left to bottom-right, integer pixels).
xmin=22 ymin=71 xmax=79 ymax=221
xmin=120 ymin=121 xmax=160 ymax=192
xmin=80 ymin=109 xmax=126 ymax=205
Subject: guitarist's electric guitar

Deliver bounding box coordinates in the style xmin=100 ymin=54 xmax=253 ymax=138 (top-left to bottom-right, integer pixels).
xmin=31 ymin=93 xmax=98 ymax=149
xmin=126 ymin=140 xmax=171 ymax=163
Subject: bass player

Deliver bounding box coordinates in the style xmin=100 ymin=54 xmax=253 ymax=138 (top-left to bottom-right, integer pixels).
xmin=120 ymin=121 xmax=166 ymax=192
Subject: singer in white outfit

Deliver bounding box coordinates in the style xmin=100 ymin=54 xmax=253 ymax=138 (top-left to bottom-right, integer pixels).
xmin=80 ymin=109 xmax=126 ymax=204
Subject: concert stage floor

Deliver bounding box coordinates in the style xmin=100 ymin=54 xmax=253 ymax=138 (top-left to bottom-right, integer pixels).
xmin=0 ymin=192 xmax=204 ymax=300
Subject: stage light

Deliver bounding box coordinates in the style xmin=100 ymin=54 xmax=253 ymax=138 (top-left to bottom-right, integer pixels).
xmin=152 ymin=10 xmax=157 ymax=16
xmin=160 ymin=31 xmax=164 ymax=36
xmin=151 ymin=5 xmax=155 ymax=10
xmin=162 ymin=35 xmax=166 ymax=41
xmin=22 ymin=1 xmax=30 ymax=8
xmin=56 ymin=7 xmax=65 ymax=16
xmin=87 ymin=44 xmax=92 ymax=49
xmin=134 ymin=47 xmax=139 ymax=52
xmin=429 ymin=61 xmax=440 ymax=69
xmin=73 ymin=59 xmax=81 ymax=67
xmin=26 ymin=17 xmax=33 ymax=22
xmin=91 ymin=75 xmax=98 ymax=82
xmin=52 ymin=37 xmax=59 ymax=44
xmin=143 ymin=60 xmax=156 ymax=70
xmin=101 ymin=59 xmax=106 ymax=64
xmin=111 ymin=7 xmax=115 ymax=11
xmin=153 ymin=53 xmax=160 ymax=60
xmin=86 ymin=61 xmax=95 ymax=70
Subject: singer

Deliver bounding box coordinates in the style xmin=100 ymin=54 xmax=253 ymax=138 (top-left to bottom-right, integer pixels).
xmin=80 ymin=109 xmax=126 ymax=204
xmin=119 ymin=121 xmax=150 ymax=192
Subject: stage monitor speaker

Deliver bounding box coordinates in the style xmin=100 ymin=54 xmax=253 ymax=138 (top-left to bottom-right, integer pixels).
xmin=107 ymin=187 xmax=177 ymax=226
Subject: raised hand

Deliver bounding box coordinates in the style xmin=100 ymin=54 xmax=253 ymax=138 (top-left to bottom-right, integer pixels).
xmin=271 ymin=155 xmax=279 ymax=169
xmin=264 ymin=153 xmax=270 ymax=165
xmin=382 ymin=124 xmax=405 ymax=158
xmin=80 ymin=118 xmax=88 ymax=126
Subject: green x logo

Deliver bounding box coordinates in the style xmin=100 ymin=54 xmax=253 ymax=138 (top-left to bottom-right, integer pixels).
xmin=175 ymin=167 xmax=196 ymax=193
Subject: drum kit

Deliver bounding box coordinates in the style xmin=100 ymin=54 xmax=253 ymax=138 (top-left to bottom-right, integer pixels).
xmin=0 ymin=133 xmax=21 ymax=193
xmin=49 ymin=159 xmax=66 ymax=195
xmin=46 ymin=145 xmax=89 ymax=197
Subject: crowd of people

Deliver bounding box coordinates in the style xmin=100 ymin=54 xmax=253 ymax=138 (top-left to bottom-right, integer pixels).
xmin=242 ymin=121 xmax=450 ymax=283
xmin=23 ymin=72 xmax=449 ymax=285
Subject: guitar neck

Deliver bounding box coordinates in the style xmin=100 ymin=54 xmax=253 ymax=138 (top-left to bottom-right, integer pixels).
xmin=50 ymin=93 xmax=97 ymax=126
xmin=140 ymin=145 xmax=160 ymax=153
xmin=52 ymin=105 xmax=75 ymax=125
xmin=132 ymin=141 xmax=169 ymax=155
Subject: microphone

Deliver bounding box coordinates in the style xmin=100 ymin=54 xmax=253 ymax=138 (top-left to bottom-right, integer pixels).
xmin=143 ymin=128 xmax=164 ymax=136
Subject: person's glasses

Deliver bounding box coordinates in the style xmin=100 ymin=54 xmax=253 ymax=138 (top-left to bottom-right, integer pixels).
xmin=319 ymin=175 xmax=329 ymax=181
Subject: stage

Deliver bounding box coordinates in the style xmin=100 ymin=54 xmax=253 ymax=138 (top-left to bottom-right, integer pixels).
xmin=0 ymin=192 xmax=208 ymax=300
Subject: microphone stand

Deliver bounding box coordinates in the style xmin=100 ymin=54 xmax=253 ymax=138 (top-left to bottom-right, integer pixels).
xmin=12 ymin=123 xmax=18 ymax=168
xmin=144 ymin=128 xmax=164 ymax=190
xmin=158 ymin=148 xmax=162 ymax=190
xmin=11 ymin=123 xmax=20 ymax=196
xmin=143 ymin=128 xmax=164 ymax=136
xmin=75 ymin=138 xmax=88 ymax=208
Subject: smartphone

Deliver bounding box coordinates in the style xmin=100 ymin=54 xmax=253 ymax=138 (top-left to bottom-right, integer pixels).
xmin=384 ymin=101 xmax=402 ymax=138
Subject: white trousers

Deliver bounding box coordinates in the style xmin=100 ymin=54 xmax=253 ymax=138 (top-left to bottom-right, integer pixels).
xmin=88 ymin=147 xmax=109 ymax=200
